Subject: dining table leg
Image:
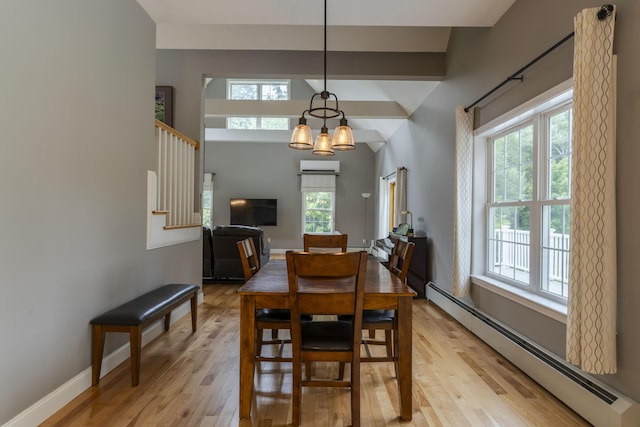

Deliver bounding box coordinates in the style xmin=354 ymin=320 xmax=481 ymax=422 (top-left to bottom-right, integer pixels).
xmin=239 ymin=295 xmax=256 ymax=419
xmin=396 ymin=295 xmax=413 ymax=421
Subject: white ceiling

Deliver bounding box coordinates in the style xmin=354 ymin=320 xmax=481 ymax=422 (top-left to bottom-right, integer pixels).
xmin=138 ymin=0 xmax=516 ymax=148
xmin=138 ymin=0 xmax=515 ymax=30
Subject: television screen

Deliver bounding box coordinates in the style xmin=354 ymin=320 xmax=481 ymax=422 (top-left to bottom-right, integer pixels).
xmin=230 ymin=198 xmax=277 ymax=226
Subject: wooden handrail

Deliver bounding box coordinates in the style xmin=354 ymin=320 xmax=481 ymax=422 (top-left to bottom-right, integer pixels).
xmin=154 ymin=119 xmax=200 ymax=150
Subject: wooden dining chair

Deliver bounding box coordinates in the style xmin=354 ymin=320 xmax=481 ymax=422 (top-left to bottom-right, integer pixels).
xmin=286 ymin=250 xmax=368 ymax=427
xmin=362 ymin=240 xmax=414 ymax=363
xmin=237 ymin=238 xmax=293 ymax=363
xmin=339 ymin=240 xmax=414 ymax=376
xmin=303 ymin=233 xmax=348 ymax=252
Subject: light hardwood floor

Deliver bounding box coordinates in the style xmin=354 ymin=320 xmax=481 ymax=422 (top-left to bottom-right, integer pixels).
xmin=42 ymin=283 xmax=590 ymax=426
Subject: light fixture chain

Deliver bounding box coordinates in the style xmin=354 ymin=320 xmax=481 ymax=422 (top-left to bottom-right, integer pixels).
xmin=324 ymin=0 xmax=327 ymax=94
xmin=289 ymin=0 xmax=355 ymax=154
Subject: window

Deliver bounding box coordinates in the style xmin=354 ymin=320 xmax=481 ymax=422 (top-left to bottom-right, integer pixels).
xmin=476 ymin=82 xmax=573 ymax=305
xmin=300 ymin=174 xmax=336 ymax=234
xmin=201 ymin=173 xmax=214 ymax=229
xmin=303 ymin=192 xmax=335 ymax=233
xmin=227 ymin=79 xmax=289 ymax=130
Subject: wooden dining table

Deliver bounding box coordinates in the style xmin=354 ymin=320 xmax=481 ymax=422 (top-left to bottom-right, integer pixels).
xmin=236 ymin=256 xmax=416 ymax=421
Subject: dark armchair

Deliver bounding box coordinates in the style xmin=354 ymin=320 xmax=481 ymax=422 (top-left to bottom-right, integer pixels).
xmin=203 ymin=225 xmax=270 ymax=280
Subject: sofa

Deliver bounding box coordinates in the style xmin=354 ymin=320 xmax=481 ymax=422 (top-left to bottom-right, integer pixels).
xmin=203 ymin=225 xmax=270 ymax=280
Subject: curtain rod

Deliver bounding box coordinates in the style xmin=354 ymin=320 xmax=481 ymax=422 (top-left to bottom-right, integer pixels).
xmin=464 ymin=4 xmax=614 ymax=113
xmin=382 ymin=166 xmax=407 ymax=180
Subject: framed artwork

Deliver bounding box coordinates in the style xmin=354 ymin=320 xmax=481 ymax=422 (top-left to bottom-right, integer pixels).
xmin=155 ymin=86 xmax=174 ymax=127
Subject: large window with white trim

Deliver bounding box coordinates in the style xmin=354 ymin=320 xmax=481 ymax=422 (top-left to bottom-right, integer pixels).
xmin=477 ymin=82 xmax=573 ymax=305
xmin=226 ymin=79 xmax=289 ymax=130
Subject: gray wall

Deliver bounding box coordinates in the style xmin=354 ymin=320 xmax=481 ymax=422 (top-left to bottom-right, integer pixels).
xmin=204 ymin=141 xmax=375 ymax=250
xmin=0 ymin=1 xmax=201 ymax=424
xmin=375 ymin=0 xmax=640 ymax=402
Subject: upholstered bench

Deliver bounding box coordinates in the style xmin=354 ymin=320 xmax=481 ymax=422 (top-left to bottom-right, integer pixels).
xmin=90 ymin=283 xmax=199 ymax=386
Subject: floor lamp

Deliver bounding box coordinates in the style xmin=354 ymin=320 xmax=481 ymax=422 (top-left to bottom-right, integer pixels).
xmin=362 ymin=193 xmax=371 ymax=246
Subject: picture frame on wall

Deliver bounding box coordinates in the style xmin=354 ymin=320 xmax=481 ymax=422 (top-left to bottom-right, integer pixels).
xmin=155 ymin=86 xmax=174 ymax=127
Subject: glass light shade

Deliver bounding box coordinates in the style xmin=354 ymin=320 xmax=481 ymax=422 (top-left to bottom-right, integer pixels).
xmin=331 ymin=123 xmax=355 ymax=150
xmin=312 ymin=131 xmax=334 ymax=156
xmin=289 ymin=122 xmax=313 ymax=150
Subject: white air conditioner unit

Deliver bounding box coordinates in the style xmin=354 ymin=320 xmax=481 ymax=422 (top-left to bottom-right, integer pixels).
xmin=300 ymin=160 xmax=340 ymax=174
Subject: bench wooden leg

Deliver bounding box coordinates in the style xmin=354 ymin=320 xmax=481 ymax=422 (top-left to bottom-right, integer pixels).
xmin=130 ymin=326 xmax=142 ymax=387
xmin=190 ymin=294 xmax=198 ymax=332
xmin=91 ymin=325 xmax=106 ymax=386
xmin=163 ymin=313 xmax=171 ymax=332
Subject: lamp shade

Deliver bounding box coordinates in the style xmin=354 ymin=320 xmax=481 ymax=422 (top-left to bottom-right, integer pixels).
xmin=312 ymin=129 xmax=334 ymax=156
xmin=289 ymin=119 xmax=313 ymax=150
xmin=331 ymin=123 xmax=355 ymax=150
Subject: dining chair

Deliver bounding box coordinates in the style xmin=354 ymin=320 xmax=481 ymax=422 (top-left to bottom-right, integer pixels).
xmin=237 ymin=238 xmax=292 ymax=363
xmin=286 ymin=250 xmax=367 ymax=427
xmin=303 ymin=233 xmax=348 ymax=252
xmin=339 ymin=239 xmax=414 ymax=376
xmin=363 ymin=240 xmax=414 ymax=360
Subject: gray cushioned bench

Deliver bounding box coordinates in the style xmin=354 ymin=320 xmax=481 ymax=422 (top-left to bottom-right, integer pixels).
xmin=90 ymin=283 xmax=199 ymax=386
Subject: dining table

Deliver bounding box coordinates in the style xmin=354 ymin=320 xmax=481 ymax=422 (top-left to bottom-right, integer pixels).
xmin=236 ymin=256 xmax=416 ymax=421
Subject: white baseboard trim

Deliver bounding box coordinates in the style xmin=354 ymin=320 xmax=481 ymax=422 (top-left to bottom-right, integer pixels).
xmin=426 ymin=282 xmax=640 ymax=427
xmin=3 ymin=292 xmax=202 ymax=427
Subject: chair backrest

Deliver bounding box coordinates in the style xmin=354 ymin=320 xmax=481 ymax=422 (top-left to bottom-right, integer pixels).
xmin=286 ymin=250 xmax=367 ymax=329
xmin=236 ymin=238 xmax=260 ymax=281
xmin=303 ymin=233 xmax=348 ymax=252
xmin=389 ymin=240 xmax=415 ymax=283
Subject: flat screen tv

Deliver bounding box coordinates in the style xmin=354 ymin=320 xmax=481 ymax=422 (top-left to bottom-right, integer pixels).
xmin=230 ymin=198 xmax=277 ymax=226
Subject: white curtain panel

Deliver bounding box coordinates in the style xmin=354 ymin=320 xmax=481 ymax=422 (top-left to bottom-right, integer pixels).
xmin=394 ymin=167 xmax=407 ymax=227
xmin=378 ymin=176 xmax=389 ymax=239
xmin=453 ymin=106 xmax=474 ymax=297
xmin=566 ymin=6 xmax=617 ymax=374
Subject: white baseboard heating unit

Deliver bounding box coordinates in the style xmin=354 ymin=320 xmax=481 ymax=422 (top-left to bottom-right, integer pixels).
xmin=426 ymin=282 xmax=640 ymax=427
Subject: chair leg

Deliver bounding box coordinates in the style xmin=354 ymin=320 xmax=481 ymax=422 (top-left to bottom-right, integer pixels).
xmin=292 ymin=358 xmax=303 ymax=426
xmin=351 ymin=361 xmax=361 ymax=426
xmin=338 ymin=362 xmax=345 ymax=380
xmin=385 ymin=330 xmax=393 ymax=357
xmin=256 ymin=327 xmax=264 ymax=357
xmin=305 ymin=361 xmax=312 ymax=380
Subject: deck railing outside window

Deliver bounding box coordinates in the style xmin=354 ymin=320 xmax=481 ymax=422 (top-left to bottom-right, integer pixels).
xmin=492 ymin=227 xmax=570 ymax=291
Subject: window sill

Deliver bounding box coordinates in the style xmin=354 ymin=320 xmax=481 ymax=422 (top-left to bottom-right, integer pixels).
xmin=470 ymin=275 xmax=567 ymax=324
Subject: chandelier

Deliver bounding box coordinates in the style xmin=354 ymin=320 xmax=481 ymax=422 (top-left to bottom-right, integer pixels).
xmin=288 ymin=0 xmax=355 ymax=156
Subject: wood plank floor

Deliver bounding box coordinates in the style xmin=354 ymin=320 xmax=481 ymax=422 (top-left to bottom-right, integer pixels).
xmin=41 ymin=283 xmax=590 ymax=427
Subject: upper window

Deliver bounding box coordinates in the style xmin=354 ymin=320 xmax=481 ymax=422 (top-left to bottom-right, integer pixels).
xmin=476 ymin=82 xmax=573 ymax=305
xmin=227 ymin=79 xmax=290 ymax=130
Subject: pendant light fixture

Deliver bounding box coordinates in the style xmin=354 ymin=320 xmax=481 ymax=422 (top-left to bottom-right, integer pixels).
xmin=288 ymin=0 xmax=355 ymax=155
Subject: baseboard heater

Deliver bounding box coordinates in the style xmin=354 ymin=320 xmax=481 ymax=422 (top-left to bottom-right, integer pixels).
xmin=426 ymin=282 xmax=640 ymax=427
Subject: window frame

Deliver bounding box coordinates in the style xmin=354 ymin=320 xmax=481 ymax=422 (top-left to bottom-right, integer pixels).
xmin=301 ymin=191 xmax=336 ymax=235
xmin=226 ymin=79 xmax=290 ymax=130
xmin=472 ymin=79 xmax=573 ymax=318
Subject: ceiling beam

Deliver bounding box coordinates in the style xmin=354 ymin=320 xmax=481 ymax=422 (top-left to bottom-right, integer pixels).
xmin=204 ymin=99 xmax=408 ymax=119
xmin=155 ymin=25 xmax=451 ymax=53
xmin=157 ymin=49 xmax=446 ymax=80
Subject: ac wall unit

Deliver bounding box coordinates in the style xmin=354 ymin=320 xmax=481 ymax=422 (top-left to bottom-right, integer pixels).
xmin=300 ymin=160 xmax=340 ymax=174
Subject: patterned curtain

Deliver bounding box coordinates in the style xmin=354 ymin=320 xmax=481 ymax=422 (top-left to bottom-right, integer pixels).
xmin=566 ymin=6 xmax=617 ymax=374
xmin=394 ymin=167 xmax=407 ymax=227
xmin=453 ymin=106 xmax=474 ymax=297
